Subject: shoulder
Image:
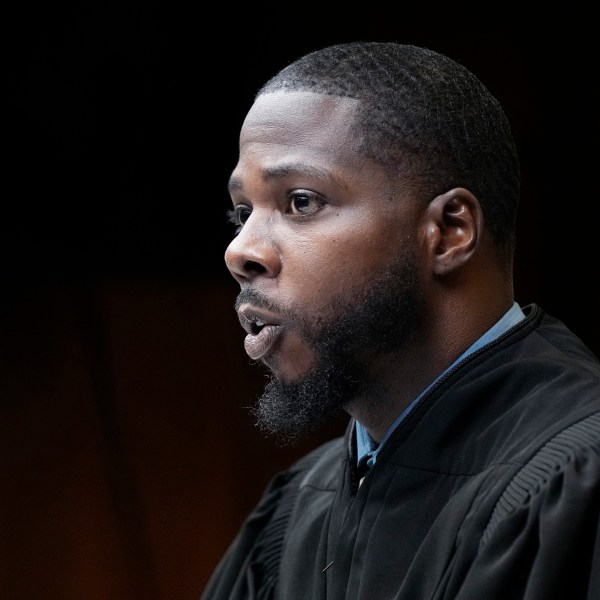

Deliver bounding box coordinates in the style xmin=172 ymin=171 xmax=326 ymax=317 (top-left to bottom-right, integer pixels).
xmin=455 ymin=410 xmax=600 ymax=598
xmin=270 ymin=434 xmax=346 ymax=501
xmin=483 ymin=409 xmax=600 ymax=544
xmin=255 ymin=436 xmax=346 ymax=504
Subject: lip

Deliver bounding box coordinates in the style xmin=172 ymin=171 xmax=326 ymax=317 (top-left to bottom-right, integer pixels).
xmin=236 ymin=303 xmax=283 ymax=360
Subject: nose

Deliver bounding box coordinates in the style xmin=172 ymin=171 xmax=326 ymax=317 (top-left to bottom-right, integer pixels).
xmin=224 ymin=216 xmax=281 ymax=284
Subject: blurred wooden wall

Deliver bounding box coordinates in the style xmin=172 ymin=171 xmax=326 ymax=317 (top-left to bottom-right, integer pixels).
xmin=0 ymin=280 xmax=346 ymax=600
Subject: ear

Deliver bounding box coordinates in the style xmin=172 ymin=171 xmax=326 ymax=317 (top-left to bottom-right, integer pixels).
xmin=423 ymin=187 xmax=483 ymax=276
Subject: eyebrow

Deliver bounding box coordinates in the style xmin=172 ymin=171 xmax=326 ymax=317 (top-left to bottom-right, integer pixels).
xmin=227 ymin=162 xmax=337 ymax=195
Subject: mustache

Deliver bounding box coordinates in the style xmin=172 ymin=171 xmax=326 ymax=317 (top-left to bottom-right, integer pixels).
xmin=234 ymin=288 xmax=282 ymax=314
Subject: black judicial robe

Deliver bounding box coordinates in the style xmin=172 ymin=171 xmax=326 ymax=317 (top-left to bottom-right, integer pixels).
xmin=201 ymin=305 xmax=600 ymax=600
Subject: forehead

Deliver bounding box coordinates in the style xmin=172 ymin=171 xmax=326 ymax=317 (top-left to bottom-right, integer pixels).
xmin=238 ymin=91 xmax=363 ymax=165
xmin=230 ymin=91 xmax=392 ymax=200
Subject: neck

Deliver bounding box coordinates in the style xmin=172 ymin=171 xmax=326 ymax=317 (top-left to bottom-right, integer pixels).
xmin=346 ymin=295 xmax=515 ymax=443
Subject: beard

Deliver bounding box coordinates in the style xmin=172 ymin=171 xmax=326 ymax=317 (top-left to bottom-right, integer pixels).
xmin=236 ymin=249 xmax=422 ymax=446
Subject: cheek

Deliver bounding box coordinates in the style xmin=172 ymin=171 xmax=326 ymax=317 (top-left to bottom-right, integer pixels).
xmin=286 ymin=230 xmax=396 ymax=300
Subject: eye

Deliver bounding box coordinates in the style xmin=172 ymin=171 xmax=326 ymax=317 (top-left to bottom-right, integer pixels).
xmin=225 ymin=204 xmax=252 ymax=234
xmin=289 ymin=190 xmax=325 ymax=216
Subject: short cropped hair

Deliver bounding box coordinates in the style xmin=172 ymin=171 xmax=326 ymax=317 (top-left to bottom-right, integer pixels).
xmin=258 ymin=42 xmax=521 ymax=263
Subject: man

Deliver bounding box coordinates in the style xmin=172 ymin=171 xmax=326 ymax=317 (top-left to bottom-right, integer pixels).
xmin=202 ymin=42 xmax=600 ymax=600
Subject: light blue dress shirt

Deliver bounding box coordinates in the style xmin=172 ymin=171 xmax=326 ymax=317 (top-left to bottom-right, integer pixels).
xmin=356 ymin=302 xmax=526 ymax=470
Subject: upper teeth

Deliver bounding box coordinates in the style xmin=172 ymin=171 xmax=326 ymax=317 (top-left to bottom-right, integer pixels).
xmin=255 ymin=319 xmax=265 ymax=327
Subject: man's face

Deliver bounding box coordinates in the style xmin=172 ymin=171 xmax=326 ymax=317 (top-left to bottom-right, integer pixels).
xmin=224 ymin=91 xmax=424 ymax=443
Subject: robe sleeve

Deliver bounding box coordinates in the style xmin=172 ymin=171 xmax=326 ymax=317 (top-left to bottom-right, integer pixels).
xmin=200 ymin=441 xmax=337 ymax=600
xmin=199 ymin=468 xmax=295 ymax=600
xmin=454 ymin=411 xmax=600 ymax=600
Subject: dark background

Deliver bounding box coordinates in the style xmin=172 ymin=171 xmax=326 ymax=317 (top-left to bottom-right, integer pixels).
xmin=3 ymin=9 xmax=599 ymax=600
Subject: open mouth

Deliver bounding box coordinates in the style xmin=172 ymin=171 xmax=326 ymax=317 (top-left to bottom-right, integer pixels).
xmin=236 ymin=304 xmax=283 ymax=360
xmin=250 ymin=319 xmax=266 ymax=335
xmin=244 ymin=323 xmax=282 ymax=360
